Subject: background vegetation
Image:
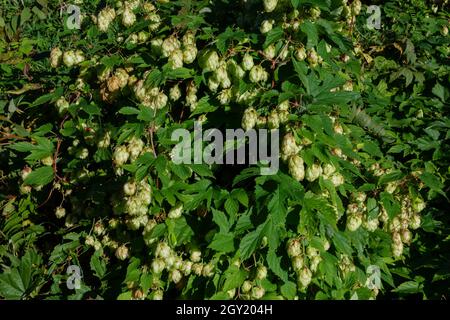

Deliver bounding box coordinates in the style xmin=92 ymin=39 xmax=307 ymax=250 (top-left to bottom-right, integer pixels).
xmin=0 ymin=0 xmax=449 ymax=300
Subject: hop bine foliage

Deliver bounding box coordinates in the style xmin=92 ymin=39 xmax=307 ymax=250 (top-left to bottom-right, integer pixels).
xmin=0 ymin=0 xmax=449 ymax=300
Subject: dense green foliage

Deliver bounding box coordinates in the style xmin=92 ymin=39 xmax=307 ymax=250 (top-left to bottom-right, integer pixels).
xmin=0 ymin=0 xmax=449 ymax=300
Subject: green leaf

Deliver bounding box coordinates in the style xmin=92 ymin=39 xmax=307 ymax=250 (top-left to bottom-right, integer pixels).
xmin=208 ymin=232 xmax=235 ymax=253
xmin=223 ymin=266 xmax=247 ymax=291
xmin=232 ymin=167 xmax=261 ymax=186
xmin=419 ymin=172 xmax=444 ymax=194
xmin=292 ymin=59 xmax=311 ymax=95
xmin=18 ymin=253 xmax=33 ymax=290
xmin=144 ymin=69 xmax=164 ymax=87
xmin=9 ymin=142 xmax=35 ymax=152
xmin=366 ymin=197 xmax=379 ymax=220
xmin=239 ymin=222 xmax=267 ymax=260
xmin=189 ymin=96 xmax=217 ymax=117
xmin=189 ymin=164 xmax=214 ymax=177
xmin=90 ymin=252 xmax=106 ymax=280
xmin=268 ymin=187 xmax=287 ymax=227
xmin=216 ymin=27 xmax=247 ymax=54
xmin=387 ymin=144 xmax=405 ymax=154
xmin=421 ymin=213 xmax=442 ymax=233
xmin=392 ymin=281 xmax=423 ymax=294
xmin=224 ymin=198 xmax=239 ymax=219
xmin=212 ymin=209 xmax=230 ymax=233
xmin=145 ymin=223 xmax=167 ymax=241
xmin=404 ymin=39 xmax=417 ymax=64
xmin=33 ymin=136 xmax=54 ymax=152
xmin=32 ymin=6 xmax=46 ymax=20
xmin=320 ymin=252 xmax=338 ymax=286
xmin=166 ymin=67 xmax=194 ymax=80
xmin=233 ymin=190 xmax=249 ymax=207
xmin=235 ymin=211 xmax=253 ymax=235
xmin=24 ymin=166 xmax=54 ymax=186
xmin=362 ymin=141 xmax=383 ymax=158
xmin=166 ymin=217 xmax=194 ymax=247
xmin=298 ymin=0 xmax=331 ymax=10
xmin=280 ymin=281 xmax=297 ymax=299
xmin=0 ymin=269 xmax=26 ymax=299
xmin=209 ymin=292 xmax=231 ymax=300
xmin=378 ymin=171 xmax=405 ymax=185
xmin=117 ymin=291 xmax=133 ymax=300
xmin=171 ymin=13 xmax=206 ymax=29
xmin=313 ymin=91 xmax=361 ymax=105
xmin=118 ymin=107 xmax=140 ymax=115
xmin=354 ymin=287 xmax=374 ymax=300
xmin=432 ymin=83 xmax=445 ymax=102
xmin=300 ymin=21 xmax=318 ymax=48
xmin=30 ymin=88 xmax=63 ymax=107
xmin=140 ymin=273 xmax=153 ymax=293
xmin=20 ymin=7 xmax=32 ymax=26
xmin=138 ymin=107 xmax=156 ymax=122
xmin=291 ymin=0 xmax=300 ymax=8
xmin=264 ymin=27 xmax=284 ymax=48
xmin=266 ymin=249 xmax=288 ymax=282
xmin=332 ymin=231 xmax=353 ymax=256
xmin=380 ymin=192 xmax=401 ymax=220
xmin=81 ymin=103 xmax=101 ymax=116
xmin=125 ymin=257 xmax=141 ymax=284
xmin=101 ymin=54 xmax=122 ymax=69
xmin=170 ymin=163 xmax=192 ymax=180
xmin=260 ymin=278 xmax=277 ymax=292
